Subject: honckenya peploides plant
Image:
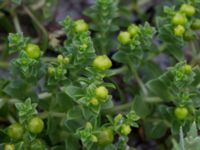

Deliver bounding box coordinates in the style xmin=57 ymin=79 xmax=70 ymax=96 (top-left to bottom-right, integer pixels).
xmin=0 ymin=0 xmax=200 ymax=150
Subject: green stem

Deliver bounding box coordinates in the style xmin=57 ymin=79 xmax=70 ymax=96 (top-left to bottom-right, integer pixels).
xmin=0 ymin=61 xmax=9 ymax=69
xmin=137 ymin=0 xmax=152 ymax=6
xmin=23 ymin=6 xmax=48 ymax=51
xmin=191 ymin=41 xmax=200 ymax=66
xmin=127 ymin=61 xmax=148 ymax=95
xmin=30 ymin=0 xmax=45 ymax=10
xmin=107 ymin=66 xmax=129 ymax=103
xmin=191 ymin=41 xmax=197 ymax=58
xmin=144 ymin=118 xmax=171 ymax=127
xmin=105 ymin=102 xmax=132 ymax=114
xmin=42 ymin=57 xmax=57 ymax=62
xmin=38 ymin=92 xmax=52 ymax=99
xmin=0 ymin=0 xmax=8 ymax=9
xmin=108 ymin=78 xmax=126 ymax=103
xmin=39 ymin=111 xmax=67 ymax=119
xmin=132 ymin=0 xmax=144 ymax=20
xmin=7 ymin=115 xmax=16 ymax=124
xmin=159 ymin=43 xmax=168 ymax=52
xmin=12 ymin=11 xmax=22 ymax=33
xmin=134 ymin=71 xmax=148 ymax=95
xmin=108 ymin=66 xmax=128 ymax=77
xmin=8 ymin=98 xmax=21 ymax=104
xmin=144 ymin=97 xmax=163 ymax=103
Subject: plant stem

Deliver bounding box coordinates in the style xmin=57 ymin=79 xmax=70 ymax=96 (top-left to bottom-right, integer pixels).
xmin=7 ymin=115 xmax=16 ymax=124
xmin=191 ymin=41 xmax=197 ymax=58
xmin=0 ymin=61 xmax=9 ymax=69
xmin=191 ymin=40 xmax=200 ymax=66
xmin=38 ymin=92 xmax=52 ymax=99
xmin=39 ymin=111 xmax=67 ymax=119
xmin=42 ymin=57 xmax=57 ymax=62
xmin=105 ymin=102 xmax=132 ymax=114
xmin=128 ymin=61 xmax=148 ymax=95
xmin=132 ymin=0 xmax=143 ymax=20
xmin=23 ymin=6 xmax=48 ymax=51
xmin=30 ymin=0 xmax=45 ymax=10
xmin=144 ymin=118 xmax=171 ymax=127
xmin=12 ymin=11 xmax=22 ymax=33
xmin=108 ymin=66 xmax=128 ymax=77
xmin=134 ymin=70 xmax=148 ymax=95
xmin=144 ymin=97 xmax=163 ymax=103
xmin=0 ymin=0 xmax=8 ymax=9
xmin=108 ymin=78 xmax=126 ymax=103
